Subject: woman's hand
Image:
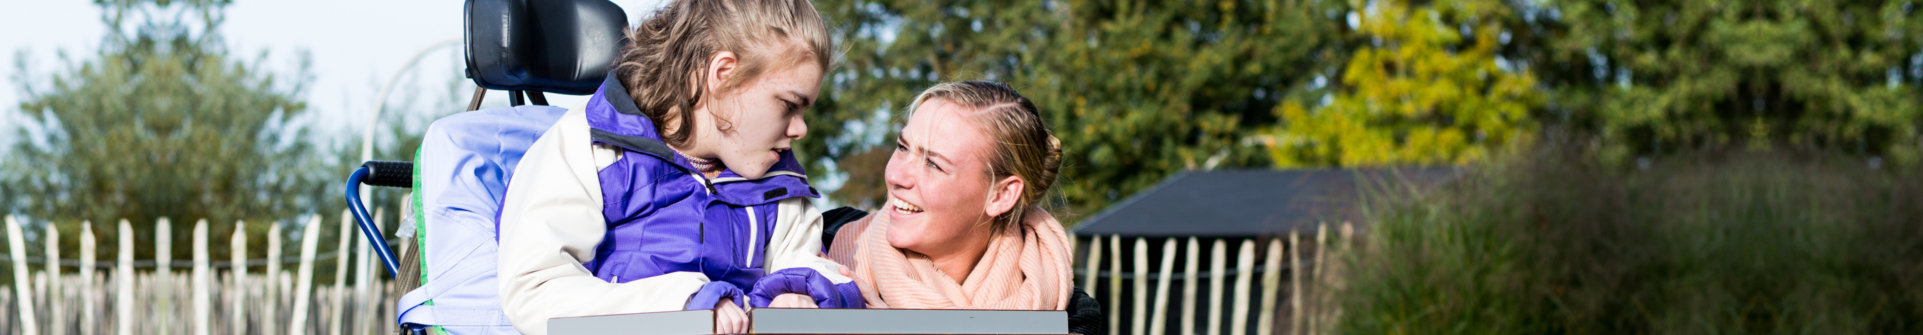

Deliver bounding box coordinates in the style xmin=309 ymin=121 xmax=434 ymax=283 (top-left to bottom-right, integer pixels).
xmin=770 ymin=293 xmax=816 ymax=308
xmin=714 ymin=297 xmax=748 ymax=333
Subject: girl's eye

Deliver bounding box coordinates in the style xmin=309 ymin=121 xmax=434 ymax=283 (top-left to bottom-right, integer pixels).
xmin=925 ymin=158 xmax=943 ymax=172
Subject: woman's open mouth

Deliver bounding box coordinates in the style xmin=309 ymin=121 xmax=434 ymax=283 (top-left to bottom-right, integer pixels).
xmin=890 ymin=196 xmax=924 ymax=214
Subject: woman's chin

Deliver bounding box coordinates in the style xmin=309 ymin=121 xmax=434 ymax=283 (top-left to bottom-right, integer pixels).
xmin=884 ymin=217 xmax=922 ymax=249
xmin=885 ymin=229 xmax=916 ymax=250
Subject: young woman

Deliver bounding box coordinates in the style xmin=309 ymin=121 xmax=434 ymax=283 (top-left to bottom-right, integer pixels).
xmin=827 ymin=81 xmax=1074 ymax=311
xmin=495 ymin=1 xmax=858 ymax=333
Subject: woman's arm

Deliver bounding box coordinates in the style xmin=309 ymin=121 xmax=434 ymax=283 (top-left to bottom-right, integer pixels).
xmin=496 ymin=110 xmax=718 ymax=334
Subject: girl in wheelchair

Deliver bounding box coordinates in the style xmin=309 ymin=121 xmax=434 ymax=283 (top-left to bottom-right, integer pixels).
xmin=494 ymin=0 xmax=857 ymax=333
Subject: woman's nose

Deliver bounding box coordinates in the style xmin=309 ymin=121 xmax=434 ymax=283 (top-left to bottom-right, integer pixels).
xmin=885 ymin=155 xmax=911 ymax=190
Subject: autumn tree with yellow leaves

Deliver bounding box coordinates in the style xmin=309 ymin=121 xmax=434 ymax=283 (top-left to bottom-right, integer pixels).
xmin=1268 ymin=0 xmax=1543 ymax=167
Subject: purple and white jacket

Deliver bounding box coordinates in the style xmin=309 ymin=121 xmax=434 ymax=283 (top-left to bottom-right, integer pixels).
xmin=497 ymin=75 xmax=860 ymax=334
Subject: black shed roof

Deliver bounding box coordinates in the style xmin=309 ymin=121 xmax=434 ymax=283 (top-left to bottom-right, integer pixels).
xmin=1070 ymin=167 xmax=1456 ymax=238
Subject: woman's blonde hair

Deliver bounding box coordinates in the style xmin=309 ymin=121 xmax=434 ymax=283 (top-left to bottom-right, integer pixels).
xmin=615 ymin=0 xmax=832 ymax=147
xmin=907 ymin=81 xmax=1063 ymax=234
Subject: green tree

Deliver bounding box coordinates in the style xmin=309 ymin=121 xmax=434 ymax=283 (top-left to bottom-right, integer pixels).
xmin=1515 ymin=0 xmax=1923 ymax=164
xmin=808 ymin=0 xmax=1352 ymax=222
xmin=1267 ymin=0 xmax=1543 ymax=167
xmin=2 ymin=0 xmax=333 ymax=263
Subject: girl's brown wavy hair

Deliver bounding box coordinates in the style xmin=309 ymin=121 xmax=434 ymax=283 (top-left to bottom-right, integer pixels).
xmin=614 ymin=0 xmax=831 ymax=147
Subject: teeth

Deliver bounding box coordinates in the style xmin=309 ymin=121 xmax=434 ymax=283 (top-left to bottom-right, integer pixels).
xmin=892 ymin=197 xmax=924 ymax=213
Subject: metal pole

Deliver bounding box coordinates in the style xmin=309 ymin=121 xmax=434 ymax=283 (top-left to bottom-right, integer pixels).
xmin=360 ymin=38 xmax=461 ymax=163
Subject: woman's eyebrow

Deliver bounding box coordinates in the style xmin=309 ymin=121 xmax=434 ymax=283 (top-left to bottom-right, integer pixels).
xmin=923 ymin=147 xmax=954 ymax=165
xmin=896 ymin=133 xmax=946 ymax=160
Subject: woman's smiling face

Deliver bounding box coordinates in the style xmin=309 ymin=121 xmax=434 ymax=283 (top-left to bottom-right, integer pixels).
xmin=884 ymin=98 xmax=997 ymax=256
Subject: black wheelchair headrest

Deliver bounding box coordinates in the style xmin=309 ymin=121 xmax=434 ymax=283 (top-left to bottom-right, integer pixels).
xmin=465 ymin=0 xmax=628 ymax=95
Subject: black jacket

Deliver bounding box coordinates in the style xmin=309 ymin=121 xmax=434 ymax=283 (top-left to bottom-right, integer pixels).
xmin=821 ymin=207 xmax=1105 ymax=335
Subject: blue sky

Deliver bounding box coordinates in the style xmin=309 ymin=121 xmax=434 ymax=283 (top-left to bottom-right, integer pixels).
xmin=1 ymin=0 xmax=668 ymax=153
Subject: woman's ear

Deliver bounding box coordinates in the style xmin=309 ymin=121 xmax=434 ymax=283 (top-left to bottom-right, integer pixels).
xmin=984 ymin=175 xmax=1025 ymax=218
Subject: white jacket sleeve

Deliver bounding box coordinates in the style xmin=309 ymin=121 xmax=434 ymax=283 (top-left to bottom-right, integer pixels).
xmin=763 ymin=198 xmax=854 ymax=284
xmin=496 ymin=109 xmax=712 ymax=335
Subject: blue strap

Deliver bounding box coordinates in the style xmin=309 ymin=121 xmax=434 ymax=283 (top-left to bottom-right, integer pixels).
xmin=396 ymin=241 xmax=509 ymax=326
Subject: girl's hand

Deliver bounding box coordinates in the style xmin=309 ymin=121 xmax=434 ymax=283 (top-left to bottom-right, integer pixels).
xmin=770 ymin=293 xmax=816 ymax=308
xmin=714 ymin=297 xmax=748 ymax=333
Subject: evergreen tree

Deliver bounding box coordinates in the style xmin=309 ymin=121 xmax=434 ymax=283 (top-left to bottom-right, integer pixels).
xmin=1515 ymin=0 xmax=1923 ymax=163
xmin=2 ymin=0 xmax=332 ymax=262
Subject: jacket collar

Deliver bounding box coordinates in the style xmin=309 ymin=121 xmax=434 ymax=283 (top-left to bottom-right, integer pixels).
xmin=584 ymin=72 xmax=817 ymax=203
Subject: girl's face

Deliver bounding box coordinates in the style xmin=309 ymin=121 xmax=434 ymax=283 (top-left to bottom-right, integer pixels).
xmin=701 ymin=55 xmax=822 ymax=179
xmin=884 ymin=98 xmax=1000 ymax=257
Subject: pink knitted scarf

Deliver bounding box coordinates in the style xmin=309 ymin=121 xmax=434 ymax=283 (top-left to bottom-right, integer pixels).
xmin=828 ymin=209 xmax=1072 ymax=310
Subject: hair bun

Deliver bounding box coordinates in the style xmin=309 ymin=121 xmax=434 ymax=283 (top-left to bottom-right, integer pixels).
xmin=1028 ymin=133 xmax=1062 ymax=206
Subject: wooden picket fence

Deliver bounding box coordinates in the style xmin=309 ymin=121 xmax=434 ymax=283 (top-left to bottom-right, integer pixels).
xmin=1 ymin=210 xmax=1353 ymax=335
xmin=1077 ymin=223 xmax=1353 ymax=335
xmin=0 ymin=211 xmax=402 ymax=335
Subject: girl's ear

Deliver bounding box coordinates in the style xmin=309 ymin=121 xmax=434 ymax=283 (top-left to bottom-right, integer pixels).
xmin=705 ymin=50 xmax=739 ymax=94
xmin=984 ymin=175 xmax=1024 ymax=218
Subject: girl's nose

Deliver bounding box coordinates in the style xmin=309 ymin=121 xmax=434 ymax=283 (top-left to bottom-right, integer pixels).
xmin=787 ymin=113 xmax=808 ymax=140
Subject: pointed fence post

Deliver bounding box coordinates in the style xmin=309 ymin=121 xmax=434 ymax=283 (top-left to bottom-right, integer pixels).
xmin=1327 ymin=223 xmax=1354 ymax=331
xmin=291 ymin=217 xmax=322 ymax=335
xmin=230 ymin=221 xmax=248 ymax=334
xmin=1290 ymin=232 xmax=1303 ymax=335
xmin=192 ymin=219 xmax=211 ymax=335
xmin=7 ymin=216 xmax=39 ymax=335
xmin=1082 ymin=236 xmax=1102 ymax=295
xmin=1148 ymin=238 xmax=1176 ymax=335
xmin=332 ymin=210 xmax=351 ymax=335
xmin=117 ymin=220 xmax=135 ymax=335
xmin=156 ymin=218 xmax=173 ymax=335
xmin=1106 ymin=235 xmax=1121 ymax=335
xmin=1310 ymin=224 xmax=1328 ymax=334
xmin=1207 ymin=239 xmax=1227 ymax=335
xmin=265 ymin=223 xmax=283 ymax=326
xmin=45 ymin=221 xmax=63 ymax=335
xmin=80 ymin=221 xmax=98 ymax=335
xmin=1257 ymin=239 xmax=1284 ymax=335
xmin=1231 ymin=239 xmax=1256 ymax=335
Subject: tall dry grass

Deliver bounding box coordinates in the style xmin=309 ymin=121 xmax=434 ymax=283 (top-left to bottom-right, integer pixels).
xmin=1333 ymin=145 xmax=1923 ymax=334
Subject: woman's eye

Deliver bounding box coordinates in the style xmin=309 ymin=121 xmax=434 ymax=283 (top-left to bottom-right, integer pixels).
xmin=925 ymin=158 xmax=942 ymax=172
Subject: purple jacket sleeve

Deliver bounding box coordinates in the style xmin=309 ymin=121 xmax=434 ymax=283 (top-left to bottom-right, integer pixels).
xmin=685 ymin=281 xmax=746 ymax=310
xmin=747 ymin=267 xmax=865 ymax=309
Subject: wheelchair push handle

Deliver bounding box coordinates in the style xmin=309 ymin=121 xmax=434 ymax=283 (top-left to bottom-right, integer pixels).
xmin=361 ymin=161 xmax=415 ymax=188
xmin=347 ymin=160 xmax=415 ymax=278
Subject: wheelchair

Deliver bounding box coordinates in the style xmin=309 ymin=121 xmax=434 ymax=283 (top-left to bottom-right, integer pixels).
xmin=347 ymin=0 xmax=626 ymax=333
